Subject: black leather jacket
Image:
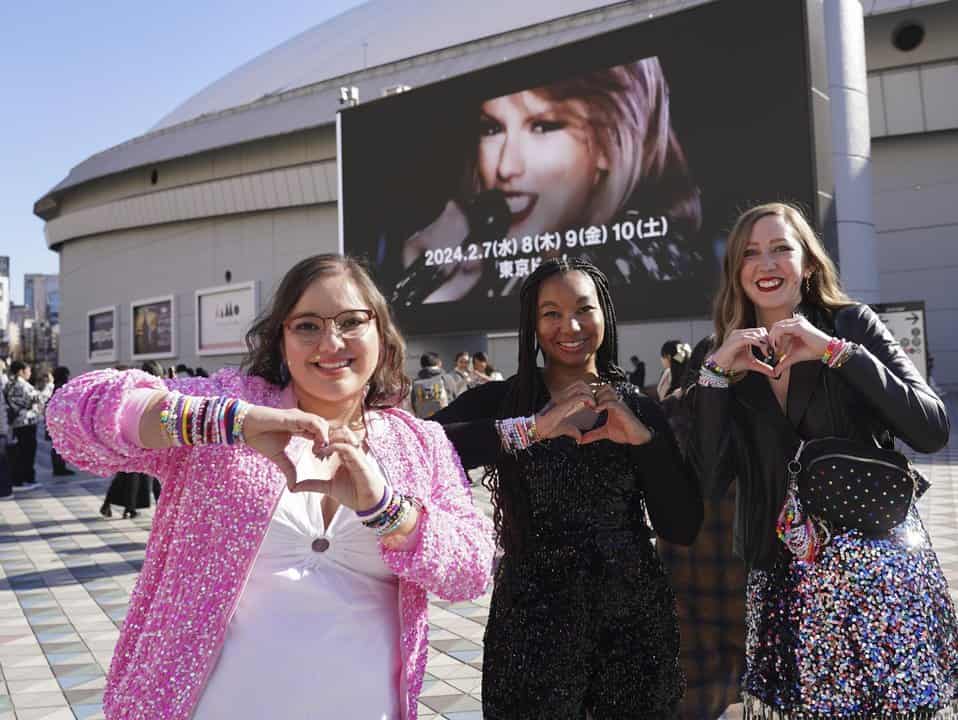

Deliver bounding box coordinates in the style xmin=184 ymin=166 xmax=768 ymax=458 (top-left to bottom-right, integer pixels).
xmin=689 ymin=303 xmax=950 ymax=571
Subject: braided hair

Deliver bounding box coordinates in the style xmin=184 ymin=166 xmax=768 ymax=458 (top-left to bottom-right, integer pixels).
xmin=485 ymin=257 xmax=626 ymax=555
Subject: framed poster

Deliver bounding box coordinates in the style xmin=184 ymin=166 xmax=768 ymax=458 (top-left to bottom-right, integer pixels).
xmin=131 ymin=295 xmax=176 ymax=360
xmin=87 ymin=306 xmax=118 ymax=364
xmin=195 ymin=281 xmax=258 ymax=356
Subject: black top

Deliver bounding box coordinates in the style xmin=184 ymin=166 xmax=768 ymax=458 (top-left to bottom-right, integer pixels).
xmin=433 ymin=376 xmax=703 ymax=549
xmin=689 ymin=303 xmax=950 ymax=571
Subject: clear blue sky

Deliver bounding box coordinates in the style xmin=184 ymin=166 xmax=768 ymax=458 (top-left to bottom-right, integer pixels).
xmin=0 ymin=0 xmax=366 ymax=305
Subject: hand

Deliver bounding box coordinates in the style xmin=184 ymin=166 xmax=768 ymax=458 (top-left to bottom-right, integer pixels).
xmin=768 ymin=315 xmax=831 ymax=374
xmin=710 ymin=327 xmax=777 ymax=377
xmin=534 ymin=380 xmax=598 ymax=443
xmin=580 ymin=385 xmax=653 ymax=446
xmin=293 ymin=427 xmax=387 ymax=512
xmin=241 ymin=405 xmax=329 ymax=486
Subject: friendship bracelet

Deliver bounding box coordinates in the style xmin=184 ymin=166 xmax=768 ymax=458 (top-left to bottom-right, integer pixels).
xmin=376 ymin=498 xmax=411 ymax=537
xmin=495 ymin=415 xmax=540 ymax=453
xmin=356 ymin=484 xmax=393 ymax=519
xmin=703 ymin=356 xmax=731 ymax=378
xmin=158 ymin=393 xmax=252 ymax=447
xmin=697 ymin=367 xmax=730 ymax=389
xmin=829 ymin=341 xmax=856 ymax=369
xmin=821 ymin=337 xmax=843 ymax=366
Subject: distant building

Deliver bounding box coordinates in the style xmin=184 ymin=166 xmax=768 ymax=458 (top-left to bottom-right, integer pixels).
xmin=0 ymin=257 xmax=9 ymax=357
xmin=24 ymin=273 xmax=59 ymax=324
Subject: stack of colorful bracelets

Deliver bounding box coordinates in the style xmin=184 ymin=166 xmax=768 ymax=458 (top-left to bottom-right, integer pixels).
xmin=159 ymin=392 xmax=252 ymax=447
xmin=356 ymin=484 xmax=413 ymax=536
xmin=822 ymin=337 xmax=856 ymax=368
xmin=495 ymin=415 xmax=540 ymax=453
xmin=698 ymin=356 xmax=731 ymax=389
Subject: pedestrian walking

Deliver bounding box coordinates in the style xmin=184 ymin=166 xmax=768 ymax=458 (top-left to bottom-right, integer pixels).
xmin=48 ymin=367 xmax=75 ymax=476
xmin=433 ymin=257 xmax=702 ymax=718
xmin=4 ymin=361 xmax=52 ymax=490
xmin=47 ymin=254 xmax=494 ymax=720
xmin=689 ymin=202 xmax=957 ymax=718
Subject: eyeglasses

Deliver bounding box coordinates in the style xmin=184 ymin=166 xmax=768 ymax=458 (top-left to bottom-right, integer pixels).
xmin=284 ymin=309 xmax=376 ymax=344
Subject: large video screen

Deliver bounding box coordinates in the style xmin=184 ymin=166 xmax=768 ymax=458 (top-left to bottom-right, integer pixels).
xmin=340 ymin=0 xmax=824 ymax=334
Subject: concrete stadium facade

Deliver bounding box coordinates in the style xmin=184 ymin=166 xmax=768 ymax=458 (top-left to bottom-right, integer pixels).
xmin=36 ymin=0 xmax=958 ymax=385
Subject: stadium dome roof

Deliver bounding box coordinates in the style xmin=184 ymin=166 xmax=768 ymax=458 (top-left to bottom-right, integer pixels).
xmin=153 ymin=0 xmax=629 ymax=131
xmin=37 ymin=0 xmax=938 ymax=211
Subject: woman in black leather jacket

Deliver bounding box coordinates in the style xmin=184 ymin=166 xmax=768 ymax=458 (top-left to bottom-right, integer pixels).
xmin=689 ymin=203 xmax=957 ymax=719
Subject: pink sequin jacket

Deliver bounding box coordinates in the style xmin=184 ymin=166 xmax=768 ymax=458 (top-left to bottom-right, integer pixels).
xmin=46 ymin=368 xmax=495 ymax=720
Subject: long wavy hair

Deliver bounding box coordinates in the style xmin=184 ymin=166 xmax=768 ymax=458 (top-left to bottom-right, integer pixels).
xmin=714 ymin=202 xmax=853 ymax=342
xmin=486 ymin=257 xmax=626 ymax=555
xmin=243 ymin=254 xmax=410 ymax=409
xmin=463 ymin=57 xmax=701 ymax=242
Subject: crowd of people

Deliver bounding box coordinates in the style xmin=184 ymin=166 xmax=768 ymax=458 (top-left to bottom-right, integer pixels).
xmin=5 ymin=201 xmax=953 ymax=719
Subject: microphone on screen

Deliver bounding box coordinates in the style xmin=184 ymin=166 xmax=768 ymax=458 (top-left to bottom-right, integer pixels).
xmin=390 ymin=189 xmax=512 ymax=308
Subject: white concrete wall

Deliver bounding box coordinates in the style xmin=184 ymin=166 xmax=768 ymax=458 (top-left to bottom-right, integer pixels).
xmin=58 ymin=204 xmax=338 ymax=375
xmin=871 ymin=131 xmax=958 ymax=386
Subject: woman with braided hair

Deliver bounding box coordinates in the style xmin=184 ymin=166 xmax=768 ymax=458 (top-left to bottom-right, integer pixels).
xmin=433 ymin=256 xmax=703 ymax=718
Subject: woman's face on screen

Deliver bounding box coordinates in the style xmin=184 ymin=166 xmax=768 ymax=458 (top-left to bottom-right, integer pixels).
xmin=477 ymin=90 xmax=607 ymax=240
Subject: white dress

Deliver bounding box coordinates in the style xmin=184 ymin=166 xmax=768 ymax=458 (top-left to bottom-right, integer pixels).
xmin=193 ymin=451 xmax=402 ymax=720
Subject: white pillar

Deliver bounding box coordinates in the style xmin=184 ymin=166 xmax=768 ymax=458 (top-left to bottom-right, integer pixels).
xmin=825 ymin=0 xmax=880 ymax=302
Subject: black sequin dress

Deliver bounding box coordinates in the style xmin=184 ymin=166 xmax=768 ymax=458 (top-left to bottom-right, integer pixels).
xmin=434 ymin=379 xmax=703 ymax=719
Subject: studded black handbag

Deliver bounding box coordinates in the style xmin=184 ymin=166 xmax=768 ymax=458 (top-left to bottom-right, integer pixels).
xmin=789 ymin=437 xmax=929 ymax=539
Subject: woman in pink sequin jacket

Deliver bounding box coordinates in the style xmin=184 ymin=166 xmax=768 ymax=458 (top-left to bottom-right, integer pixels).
xmin=47 ymin=255 xmax=495 ymax=720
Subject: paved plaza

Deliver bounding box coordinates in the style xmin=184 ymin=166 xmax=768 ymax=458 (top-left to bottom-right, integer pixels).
xmin=1 ymin=402 xmax=956 ymax=719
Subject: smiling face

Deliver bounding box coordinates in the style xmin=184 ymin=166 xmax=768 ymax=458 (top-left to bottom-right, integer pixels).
xmin=477 ymin=90 xmax=608 ymax=239
xmin=535 ymin=270 xmax=605 ymax=373
xmin=282 ymin=272 xmax=380 ymax=414
xmin=738 ymin=213 xmax=808 ymax=318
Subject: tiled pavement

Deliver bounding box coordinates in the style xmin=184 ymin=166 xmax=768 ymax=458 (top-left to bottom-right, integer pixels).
xmin=1 ymin=403 xmax=956 ymax=719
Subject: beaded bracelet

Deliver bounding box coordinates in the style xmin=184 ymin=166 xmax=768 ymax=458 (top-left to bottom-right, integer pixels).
xmin=830 ymin=341 xmax=856 ymax=369
xmin=360 ymin=492 xmax=413 ymax=536
xmin=821 ymin=337 xmax=843 ymax=366
xmin=158 ymin=393 xmax=252 ymax=447
xmin=703 ymin=356 xmax=731 ymax=378
xmin=495 ymin=415 xmax=540 ymax=453
xmin=697 ymin=367 xmax=730 ymax=389
xmin=821 ymin=338 xmax=856 ymax=369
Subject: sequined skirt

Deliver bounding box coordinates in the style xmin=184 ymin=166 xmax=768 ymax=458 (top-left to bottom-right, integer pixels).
xmin=744 ymin=509 xmax=958 ymax=719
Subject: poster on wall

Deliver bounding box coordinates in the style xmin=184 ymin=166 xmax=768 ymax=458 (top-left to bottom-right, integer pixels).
xmin=339 ymin=0 xmax=828 ymax=335
xmin=131 ymin=295 xmax=176 ymax=360
xmin=87 ymin=306 xmax=117 ymax=364
xmin=872 ymin=301 xmax=929 ymax=380
xmin=195 ymin=282 xmax=258 ymax=356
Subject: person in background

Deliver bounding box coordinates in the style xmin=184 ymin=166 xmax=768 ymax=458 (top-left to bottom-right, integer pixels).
xmin=469 ymin=351 xmax=504 ymax=385
xmin=195 ymin=367 xmax=209 ymax=378
xmin=656 ymin=335 xmax=746 ymax=720
xmin=48 ymin=254 xmax=493 ymax=720
xmin=175 ymin=364 xmax=194 ymax=378
xmin=410 ymin=352 xmax=455 ymax=419
xmin=0 ymin=359 xmax=11 ymax=499
xmin=657 ymin=339 xmax=691 ymax=403
xmin=5 ymin=360 xmax=53 ymax=491
xmin=433 ymin=257 xmax=702 ymax=718
xmin=628 ymin=354 xmax=646 ymax=389
xmin=49 ymin=366 xmax=75 ymax=476
xmin=100 ymin=361 xmax=166 ymax=517
xmin=446 ymin=351 xmax=472 ymax=399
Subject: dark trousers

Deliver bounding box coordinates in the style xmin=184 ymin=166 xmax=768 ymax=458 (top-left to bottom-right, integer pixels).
xmin=12 ymin=425 xmax=38 ymax=485
xmin=0 ymin=443 xmax=11 ymax=496
xmin=51 ymin=447 xmax=68 ymax=473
